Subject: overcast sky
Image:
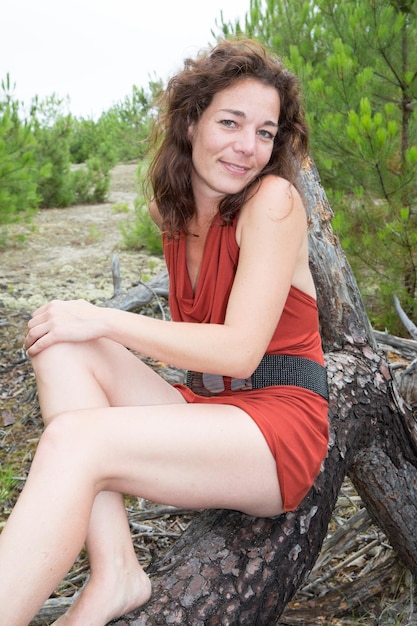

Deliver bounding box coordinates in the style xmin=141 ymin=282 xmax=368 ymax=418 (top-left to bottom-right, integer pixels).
xmin=1 ymin=0 xmax=249 ymax=118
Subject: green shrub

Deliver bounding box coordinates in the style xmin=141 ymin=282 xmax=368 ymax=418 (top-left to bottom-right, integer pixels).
xmin=72 ymin=157 xmax=112 ymax=205
xmin=120 ymin=200 xmax=162 ymax=255
xmin=0 ymin=77 xmax=39 ymax=236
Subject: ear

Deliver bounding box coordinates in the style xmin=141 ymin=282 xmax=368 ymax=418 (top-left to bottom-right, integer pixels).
xmin=187 ymin=118 xmax=196 ymax=141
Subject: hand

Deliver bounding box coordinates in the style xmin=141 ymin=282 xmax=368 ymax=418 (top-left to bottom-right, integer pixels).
xmin=25 ymin=299 xmax=104 ymax=356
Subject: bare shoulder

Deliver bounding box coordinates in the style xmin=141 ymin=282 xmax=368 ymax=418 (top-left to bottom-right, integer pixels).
xmin=149 ymin=200 xmax=163 ymax=229
xmin=239 ymin=175 xmax=306 ymax=230
xmin=235 ymin=176 xmax=314 ymax=299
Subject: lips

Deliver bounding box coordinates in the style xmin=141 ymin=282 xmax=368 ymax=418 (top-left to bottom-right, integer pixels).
xmin=221 ymin=160 xmax=251 ymax=174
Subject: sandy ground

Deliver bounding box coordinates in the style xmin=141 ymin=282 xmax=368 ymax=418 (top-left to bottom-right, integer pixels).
xmin=0 ymin=163 xmax=164 ymax=313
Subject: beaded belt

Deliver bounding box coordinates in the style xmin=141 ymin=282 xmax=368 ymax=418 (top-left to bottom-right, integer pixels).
xmin=186 ymin=354 xmax=329 ymax=401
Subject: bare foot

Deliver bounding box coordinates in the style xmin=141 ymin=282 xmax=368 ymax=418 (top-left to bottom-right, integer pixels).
xmin=52 ymin=564 xmax=151 ymax=626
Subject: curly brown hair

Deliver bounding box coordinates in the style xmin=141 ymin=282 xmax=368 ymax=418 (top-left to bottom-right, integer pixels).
xmin=148 ymin=37 xmax=309 ymax=234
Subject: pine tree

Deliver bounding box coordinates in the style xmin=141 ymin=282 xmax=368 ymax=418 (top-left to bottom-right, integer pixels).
xmin=221 ymin=0 xmax=417 ymax=332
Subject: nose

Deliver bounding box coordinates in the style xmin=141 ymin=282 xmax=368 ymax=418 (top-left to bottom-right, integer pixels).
xmin=233 ymin=128 xmax=256 ymax=155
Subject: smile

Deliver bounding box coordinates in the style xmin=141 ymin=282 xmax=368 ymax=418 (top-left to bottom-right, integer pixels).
xmin=221 ymin=160 xmax=250 ymax=174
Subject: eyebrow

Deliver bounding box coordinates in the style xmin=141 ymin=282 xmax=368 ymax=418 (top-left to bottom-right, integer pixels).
xmin=219 ymin=108 xmax=279 ymax=128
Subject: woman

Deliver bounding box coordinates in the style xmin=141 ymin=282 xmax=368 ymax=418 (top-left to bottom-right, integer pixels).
xmin=0 ymin=38 xmax=328 ymax=625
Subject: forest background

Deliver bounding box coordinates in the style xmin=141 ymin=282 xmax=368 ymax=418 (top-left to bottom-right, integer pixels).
xmin=1 ymin=0 xmax=416 ymax=337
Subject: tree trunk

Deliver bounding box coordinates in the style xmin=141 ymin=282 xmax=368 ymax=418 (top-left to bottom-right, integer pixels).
xmin=298 ymin=159 xmax=417 ymax=573
xmin=60 ymin=160 xmax=417 ymax=624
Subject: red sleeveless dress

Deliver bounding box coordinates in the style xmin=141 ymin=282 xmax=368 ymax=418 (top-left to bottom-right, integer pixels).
xmin=163 ymin=215 xmax=329 ymax=511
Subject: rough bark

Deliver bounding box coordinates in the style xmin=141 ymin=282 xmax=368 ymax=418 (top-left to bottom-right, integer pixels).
xmin=32 ymin=159 xmax=417 ymax=625
xmin=299 ymin=160 xmax=417 ymax=573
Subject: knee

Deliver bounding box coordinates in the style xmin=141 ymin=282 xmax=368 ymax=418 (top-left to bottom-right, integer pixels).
xmin=30 ymin=412 xmax=102 ymax=493
xmin=38 ymin=411 xmax=93 ymax=463
xmin=31 ymin=339 xmax=114 ymax=378
xmin=30 ymin=342 xmax=75 ymax=377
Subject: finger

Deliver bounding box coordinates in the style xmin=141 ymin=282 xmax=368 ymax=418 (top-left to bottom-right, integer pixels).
xmin=30 ymin=299 xmax=66 ymax=320
xmin=27 ymin=312 xmax=47 ymax=331
xmin=25 ymin=338 xmax=44 ymax=357
xmin=24 ymin=322 xmax=50 ymax=350
xmin=30 ymin=302 xmax=51 ymax=318
xmin=25 ymin=331 xmax=55 ymax=357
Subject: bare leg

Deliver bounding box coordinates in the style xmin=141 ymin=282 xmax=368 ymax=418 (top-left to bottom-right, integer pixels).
xmin=0 ymin=341 xmax=282 ymax=625
xmin=27 ymin=340 xmax=182 ymax=625
xmin=51 ymin=492 xmax=151 ymax=626
xmin=0 ymin=402 xmax=281 ymax=625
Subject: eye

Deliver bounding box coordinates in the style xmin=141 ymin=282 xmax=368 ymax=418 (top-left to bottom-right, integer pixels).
xmin=220 ymin=119 xmax=237 ymax=128
xmin=258 ymin=129 xmax=275 ymax=140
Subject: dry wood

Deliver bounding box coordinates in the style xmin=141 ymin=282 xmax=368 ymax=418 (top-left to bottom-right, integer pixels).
xmin=105 ymin=266 xmax=169 ymax=311
xmin=394 ymin=295 xmax=417 ymax=341
xmin=30 ymin=598 xmax=74 ymax=626
xmin=374 ymin=329 xmax=417 ymax=359
xmin=279 ymin=551 xmax=400 ymax=624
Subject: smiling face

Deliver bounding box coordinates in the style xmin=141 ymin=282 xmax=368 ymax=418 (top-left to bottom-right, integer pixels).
xmin=188 ymin=78 xmax=280 ymax=208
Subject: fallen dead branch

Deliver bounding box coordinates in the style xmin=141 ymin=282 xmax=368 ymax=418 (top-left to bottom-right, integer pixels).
xmin=374 ymin=329 xmax=417 ymax=360
xmin=104 ymin=259 xmax=169 ymax=312
xmin=29 ymin=481 xmax=414 ymax=626
xmin=394 ymin=295 xmax=417 ymax=342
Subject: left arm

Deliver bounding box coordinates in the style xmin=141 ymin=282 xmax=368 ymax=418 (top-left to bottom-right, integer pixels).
xmin=25 ymin=177 xmax=310 ymax=378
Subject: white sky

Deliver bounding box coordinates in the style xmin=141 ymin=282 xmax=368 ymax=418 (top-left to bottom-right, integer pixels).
xmin=1 ymin=0 xmax=249 ymax=118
